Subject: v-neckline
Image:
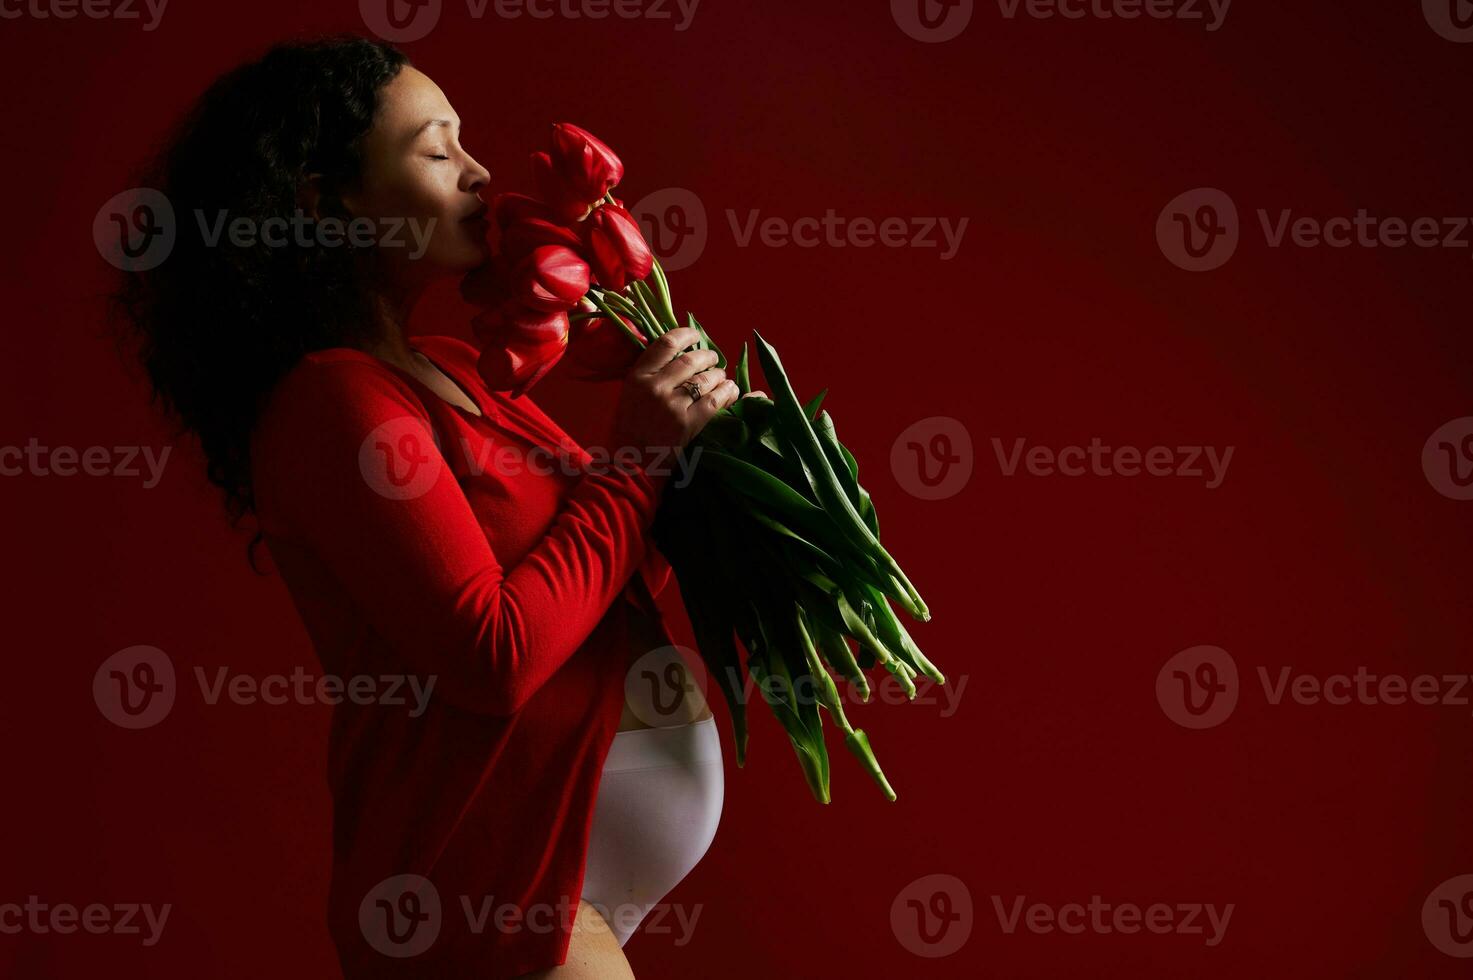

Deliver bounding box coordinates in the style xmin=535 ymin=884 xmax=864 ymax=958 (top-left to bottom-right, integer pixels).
xmin=361 ymin=339 xmax=588 ymax=464
xmin=404 ymin=343 xmax=488 ymax=419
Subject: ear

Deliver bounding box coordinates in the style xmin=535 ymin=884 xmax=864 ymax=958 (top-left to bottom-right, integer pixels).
xmin=297 ymin=173 xmax=328 ymax=220
xmin=297 ymin=173 xmax=356 ymax=222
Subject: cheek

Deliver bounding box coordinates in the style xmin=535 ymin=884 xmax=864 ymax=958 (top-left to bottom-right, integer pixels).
xmin=360 ymin=165 xmax=452 ymax=224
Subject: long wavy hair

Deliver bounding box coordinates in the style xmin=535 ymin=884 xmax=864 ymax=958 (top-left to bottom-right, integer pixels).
xmin=111 ymin=35 xmax=410 ymax=567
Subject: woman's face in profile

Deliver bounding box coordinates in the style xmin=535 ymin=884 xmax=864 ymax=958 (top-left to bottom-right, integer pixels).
xmin=341 ymin=65 xmax=492 ymax=285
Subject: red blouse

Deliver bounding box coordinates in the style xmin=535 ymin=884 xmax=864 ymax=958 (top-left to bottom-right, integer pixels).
xmin=249 ymin=334 xmax=675 ymax=977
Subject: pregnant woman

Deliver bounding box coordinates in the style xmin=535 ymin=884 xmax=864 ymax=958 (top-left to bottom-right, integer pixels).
xmin=113 ymin=35 xmax=745 ymax=978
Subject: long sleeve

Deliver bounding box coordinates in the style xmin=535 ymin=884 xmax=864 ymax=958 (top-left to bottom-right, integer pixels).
xmin=252 ymin=355 xmax=670 ymax=716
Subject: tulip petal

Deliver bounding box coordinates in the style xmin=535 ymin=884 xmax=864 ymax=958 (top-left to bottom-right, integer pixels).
xmin=515 ymin=244 xmax=591 ymax=313
xmin=472 ymin=307 xmax=570 ymax=397
xmin=551 ymin=122 xmax=624 ymax=203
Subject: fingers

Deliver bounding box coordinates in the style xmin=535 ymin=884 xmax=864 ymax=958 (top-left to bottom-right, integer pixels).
xmin=678 ymin=367 xmax=726 ymax=403
xmin=655 ymin=348 xmax=721 ymax=387
xmin=690 ymin=379 xmax=741 ymax=421
xmin=632 ymin=327 xmax=703 ymax=377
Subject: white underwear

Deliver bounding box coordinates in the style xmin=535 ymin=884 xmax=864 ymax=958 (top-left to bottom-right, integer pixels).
xmin=579 ymin=715 xmax=724 ymax=947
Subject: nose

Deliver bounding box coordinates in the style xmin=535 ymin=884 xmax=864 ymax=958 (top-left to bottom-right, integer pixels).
xmin=462 ymin=153 xmax=491 ymax=195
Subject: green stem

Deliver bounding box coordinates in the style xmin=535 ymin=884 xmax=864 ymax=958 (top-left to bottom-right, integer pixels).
xmin=585 ymin=290 xmax=649 ymax=349
xmin=626 ymin=281 xmax=666 ymax=338
xmin=648 ymin=255 xmax=680 ymax=332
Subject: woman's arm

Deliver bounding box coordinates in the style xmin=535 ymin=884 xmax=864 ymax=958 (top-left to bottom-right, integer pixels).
xmin=254 ymin=356 xmax=670 ymax=716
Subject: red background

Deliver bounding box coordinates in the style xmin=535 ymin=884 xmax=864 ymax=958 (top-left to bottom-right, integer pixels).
xmin=3 ymin=1 xmax=1472 ymax=976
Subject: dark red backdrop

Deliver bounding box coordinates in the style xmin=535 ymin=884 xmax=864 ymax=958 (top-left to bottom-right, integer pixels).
xmin=2 ymin=1 xmax=1471 ymax=976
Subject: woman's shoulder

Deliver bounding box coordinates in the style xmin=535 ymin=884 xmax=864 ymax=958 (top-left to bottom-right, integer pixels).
xmin=268 ymin=347 xmax=424 ymax=411
xmin=252 ymin=346 xmax=433 ymax=456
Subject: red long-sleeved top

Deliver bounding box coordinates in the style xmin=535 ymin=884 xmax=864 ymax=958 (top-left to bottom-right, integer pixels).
xmin=249 ymin=334 xmax=674 ymax=977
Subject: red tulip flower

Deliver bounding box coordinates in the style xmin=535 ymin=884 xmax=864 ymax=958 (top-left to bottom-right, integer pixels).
xmin=493 ymin=192 xmax=555 ymax=227
xmin=584 ymin=204 xmax=654 ymax=291
xmin=566 ymin=312 xmax=647 ymax=381
xmin=552 ymin=123 xmax=624 ymax=194
xmin=514 ymin=245 xmax=591 ymax=313
xmin=471 ymin=305 xmax=570 ymax=398
xmin=532 ymin=123 xmax=625 ymax=221
xmin=500 ymin=215 xmax=584 ymax=262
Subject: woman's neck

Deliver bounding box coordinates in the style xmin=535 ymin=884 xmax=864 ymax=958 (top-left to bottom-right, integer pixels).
xmin=358 ymin=286 xmax=422 ymax=370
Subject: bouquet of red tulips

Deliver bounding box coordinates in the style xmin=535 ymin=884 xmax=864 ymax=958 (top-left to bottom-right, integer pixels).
xmin=461 ymin=123 xmax=943 ymax=803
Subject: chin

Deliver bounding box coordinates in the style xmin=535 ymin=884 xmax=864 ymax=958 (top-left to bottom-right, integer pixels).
xmin=428 ymin=242 xmax=490 ymax=275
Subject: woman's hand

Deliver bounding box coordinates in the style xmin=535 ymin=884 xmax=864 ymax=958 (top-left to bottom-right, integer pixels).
xmin=611 ymin=326 xmax=741 ymax=452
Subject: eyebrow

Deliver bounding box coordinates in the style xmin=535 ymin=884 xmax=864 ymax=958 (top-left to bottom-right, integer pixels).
xmin=414 ymin=118 xmax=461 ymax=138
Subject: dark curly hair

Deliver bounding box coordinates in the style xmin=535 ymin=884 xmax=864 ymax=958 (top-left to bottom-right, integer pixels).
xmin=111 ymin=35 xmax=410 ymax=567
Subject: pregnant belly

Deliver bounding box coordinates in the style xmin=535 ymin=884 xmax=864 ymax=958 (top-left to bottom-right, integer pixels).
xmin=616 ymin=599 xmax=713 ymax=732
